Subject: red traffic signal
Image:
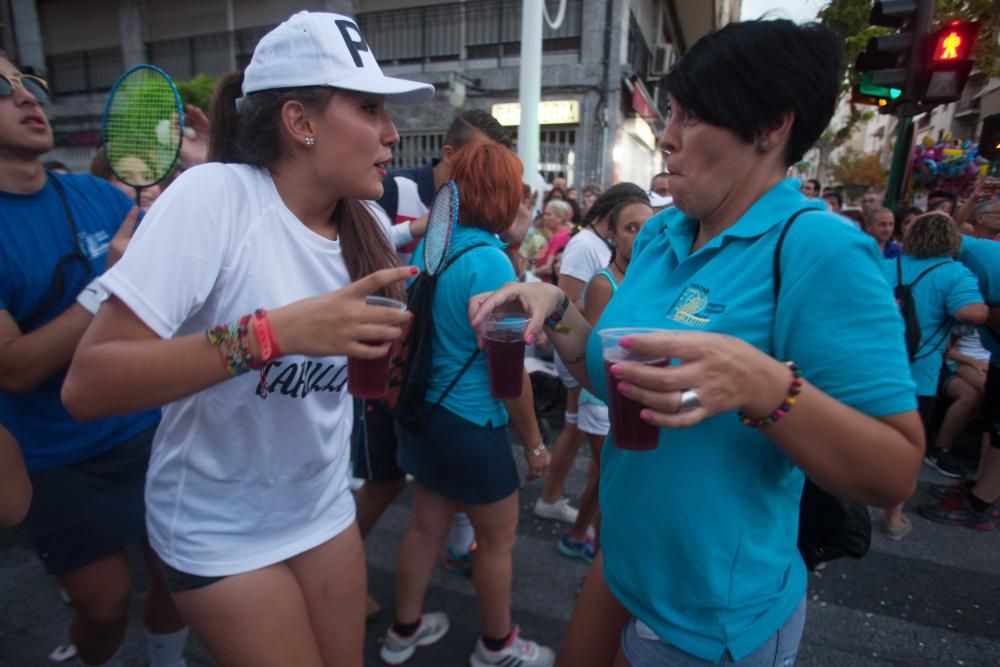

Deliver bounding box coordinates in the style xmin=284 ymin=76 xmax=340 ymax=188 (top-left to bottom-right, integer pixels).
xmin=920 ymin=21 xmax=980 ymax=104
xmin=931 ymin=21 xmax=978 ymax=62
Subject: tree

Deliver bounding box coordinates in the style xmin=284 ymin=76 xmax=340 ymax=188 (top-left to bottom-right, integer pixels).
xmin=816 ymin=0 xmax=999 ymax=183
xmin=830 ymin=148 xmax=888 ymax=200
xmin=175 ymin=74 xmax=218 ymax=111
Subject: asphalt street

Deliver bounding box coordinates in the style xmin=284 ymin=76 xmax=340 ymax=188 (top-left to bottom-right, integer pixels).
xmin=2 ymin=432 xmax=999 ymax=666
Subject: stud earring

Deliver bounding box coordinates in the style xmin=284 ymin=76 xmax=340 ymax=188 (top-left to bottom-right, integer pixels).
xmin=759 ymin=139 xmax=770 ymax=150
xmin=305 ymin=136 xmax=316 ymax=146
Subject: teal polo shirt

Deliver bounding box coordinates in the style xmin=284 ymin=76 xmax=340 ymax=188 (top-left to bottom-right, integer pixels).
xmin=958 ymin=237 xmax=1000 ymax=365
xmin=882 ymin=256 xmax=983 ymax=396
xmin=586 ymin=178 xmax=916 ymax=661
xmin=411 ymin=225 xmax=515 ymax=427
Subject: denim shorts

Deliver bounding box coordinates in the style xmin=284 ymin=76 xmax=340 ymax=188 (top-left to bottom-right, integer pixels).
xmin=621 ymin=595 xmax=807 ymax=667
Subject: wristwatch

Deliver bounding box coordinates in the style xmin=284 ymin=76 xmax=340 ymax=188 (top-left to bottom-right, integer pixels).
xmin=76 ymin=278 xmax=110 ymax=315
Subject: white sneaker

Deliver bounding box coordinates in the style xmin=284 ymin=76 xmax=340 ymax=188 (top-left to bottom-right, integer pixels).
xmin=380 ymin=612 xmax=450 ymax=665
xmin=469 ymin=627 xmax=555 ymax=667
xmin=533 ymin=497 xmax=579 ymax=524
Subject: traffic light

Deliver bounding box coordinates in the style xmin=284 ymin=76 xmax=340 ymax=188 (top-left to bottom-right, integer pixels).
xmin=854 ymin=0 xmax=935 ymax=106
xmin=980 ymin=114 xmax=1000 ymax=162
xmin=919 ymin=20 xmax=981 ymax=104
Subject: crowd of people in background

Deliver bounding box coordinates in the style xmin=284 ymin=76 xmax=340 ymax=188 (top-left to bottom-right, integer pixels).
xmin=2 ymin=9 xmax=1000 ymax=667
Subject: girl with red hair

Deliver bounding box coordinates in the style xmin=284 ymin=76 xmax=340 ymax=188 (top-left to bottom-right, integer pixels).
xmin=381 ymin=142 xmax=555 ymax=667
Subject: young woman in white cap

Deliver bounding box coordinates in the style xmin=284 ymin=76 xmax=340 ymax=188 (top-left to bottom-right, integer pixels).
xmin=62 ymin=11 xmax=432 ymax=666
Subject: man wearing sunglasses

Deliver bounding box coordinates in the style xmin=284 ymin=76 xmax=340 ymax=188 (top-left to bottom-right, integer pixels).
xmin=0 ymin=55 xmax=187 ymax=667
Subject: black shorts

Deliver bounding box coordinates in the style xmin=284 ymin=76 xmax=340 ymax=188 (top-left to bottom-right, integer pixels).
xmin=352 ymin=398 xmax=404 ymax=482
xmin=982 ymin=364 xmax=1000 ymax=447
xmin=24 ymin=427 xmax=154 ymax=576
xmin=159 ymin=560 xmax=226 ymax=593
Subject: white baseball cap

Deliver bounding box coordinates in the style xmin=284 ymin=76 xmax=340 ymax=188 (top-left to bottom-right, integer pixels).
xmin=240 ymin=11 xmax=434 ymax=106
xmin=649 ymin=191 xmax=673 ymax=208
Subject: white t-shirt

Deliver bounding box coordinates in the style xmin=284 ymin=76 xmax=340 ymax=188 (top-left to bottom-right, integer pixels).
xmin=101 ymin=163 xmax=362 ymax=576
xmin=953 ymin=325 xmax=992 ymax=363
xmin=560 ymin=228 xmax=612 ymax=284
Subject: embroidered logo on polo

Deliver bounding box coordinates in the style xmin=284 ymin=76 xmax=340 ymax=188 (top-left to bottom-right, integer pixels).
xmin=666 ymin=284 xmax=726 ymax=328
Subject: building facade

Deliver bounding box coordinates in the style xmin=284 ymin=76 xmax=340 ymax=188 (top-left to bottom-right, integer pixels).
xmin=2 ymin=0 xmax=736 ymax=186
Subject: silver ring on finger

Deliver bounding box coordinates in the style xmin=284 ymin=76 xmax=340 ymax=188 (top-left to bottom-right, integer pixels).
xmin=678 ymin=388 xmax=701 ymax=412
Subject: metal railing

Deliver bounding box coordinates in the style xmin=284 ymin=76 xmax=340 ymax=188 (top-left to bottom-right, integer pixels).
xmin=46 ymin=0 xmax=583 ymax=97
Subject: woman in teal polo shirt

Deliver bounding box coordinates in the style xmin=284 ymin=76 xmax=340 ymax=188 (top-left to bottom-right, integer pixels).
xmin=880 ymin=212 xmax=985 ymax=538
xmin=470 ymin=19 xmax=924 ymax=667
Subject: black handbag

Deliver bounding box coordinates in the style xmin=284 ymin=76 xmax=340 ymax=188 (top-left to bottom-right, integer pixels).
xmin=774 ymin=210 xmax=872 ymax=570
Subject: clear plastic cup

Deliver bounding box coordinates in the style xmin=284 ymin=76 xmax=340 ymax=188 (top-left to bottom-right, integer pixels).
xmin=483 ymin=312 xmax=531 ymax=399
xmin=598 ymin=327 xmax=668 ymax=451
xmin=347 ymin=296 xmax=407 ymax=399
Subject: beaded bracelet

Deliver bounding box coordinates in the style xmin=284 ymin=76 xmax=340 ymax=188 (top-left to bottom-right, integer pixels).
xmin=543 ymin=294 xmax=571 ymax=334
xmin=206 ymin=315 xmax=254 ymax=376
xmin=738 ymin=361 xmax=803 ymax=428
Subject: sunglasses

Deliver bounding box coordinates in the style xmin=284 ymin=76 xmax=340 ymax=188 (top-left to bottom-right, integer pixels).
xmin=0 ymin=72 xmax=50 ymax=105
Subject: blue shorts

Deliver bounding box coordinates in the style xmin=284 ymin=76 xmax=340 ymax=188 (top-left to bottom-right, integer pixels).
xmin=397 ymin=405 xmax=519 ymax=505
xmin=621 ymin=595 xmax=806 ymax=667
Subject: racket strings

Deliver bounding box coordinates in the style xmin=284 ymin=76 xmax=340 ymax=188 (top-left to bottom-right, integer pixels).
xmin=423 ymin=182 xmax=459 ymax=275
xmin=105 ymin=66 xmax=183 ymax=188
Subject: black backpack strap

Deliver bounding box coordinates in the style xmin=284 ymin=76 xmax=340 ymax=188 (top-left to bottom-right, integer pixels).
xmin=896 ymin=256 xmax=903 ymax=289
xmin=908 ymin=261 xmax=949 ymax=288
xmin=429 ymin=348 xmax=481 ymax=412
xmin=772 ymin=208 xmax=818 ymax=302
xmin=439 ymin=242 xmax=489 ymax=274
xmin=419 ymin=241 xmax=491 ymax=417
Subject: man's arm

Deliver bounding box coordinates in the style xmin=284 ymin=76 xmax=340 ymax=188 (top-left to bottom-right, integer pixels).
xmin=0 ymin=205 xmax=138 ymax=393
xmin=0 ymin=307 xmax=93 ymax=393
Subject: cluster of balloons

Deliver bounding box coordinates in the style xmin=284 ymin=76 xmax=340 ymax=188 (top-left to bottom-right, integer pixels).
xmin=911 ymin=133 xmax=991 ymax=194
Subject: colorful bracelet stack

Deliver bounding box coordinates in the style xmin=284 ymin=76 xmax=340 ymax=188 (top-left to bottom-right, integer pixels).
xmin=206 ymin=315 xmax=254 ymax=376
xmin=738 ymin=361 xmax=803 ymax=428
xmin=544 ymin=294 xmax=572 ymax=334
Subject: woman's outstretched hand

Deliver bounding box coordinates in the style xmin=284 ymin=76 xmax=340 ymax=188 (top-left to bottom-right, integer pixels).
xmin=468 ymin=282 xmax=564 ymax=347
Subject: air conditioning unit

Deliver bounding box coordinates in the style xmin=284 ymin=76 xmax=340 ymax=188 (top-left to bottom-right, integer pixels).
xmin=651 ymin=44 xmax=673 ymax=77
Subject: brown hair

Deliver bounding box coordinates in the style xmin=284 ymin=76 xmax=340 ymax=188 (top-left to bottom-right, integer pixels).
xmin=443 ymin=109 xmax=512 ymax=151
xmin=904 ymin=212 xmax=961 ymax=258
xmin=89 ymin=148 xmax=113 ymax=180
xmin=449 ymin=142 xmax=523 ymax=235
xmin=209 ymin=72 xmax=401 ymax=300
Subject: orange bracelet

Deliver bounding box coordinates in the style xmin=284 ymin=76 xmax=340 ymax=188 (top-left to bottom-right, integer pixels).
xmin=250 ymin=308 xmax=282 ymax=370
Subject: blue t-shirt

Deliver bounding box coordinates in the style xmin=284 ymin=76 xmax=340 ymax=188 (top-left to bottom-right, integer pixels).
xmin=411 ymin=224 xmax=516 ymax=427
xmin=883 ymin=256 xmax=983 ymax=396
xmin=0 ymin=172 xmax=159 ymax=470
xmin=958 ymin=237 xmax=1000 ymax=365
xmin=585 ymin=179 xmax=915 ymax=661
xmin=883 ymin=240 xmax=903 ymax=259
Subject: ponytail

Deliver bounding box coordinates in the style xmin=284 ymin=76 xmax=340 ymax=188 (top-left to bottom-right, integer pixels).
xmin=208 ymin=72 xmax=245 ymax=163
xmin=335 ymin=200 xmax=405 ymax=302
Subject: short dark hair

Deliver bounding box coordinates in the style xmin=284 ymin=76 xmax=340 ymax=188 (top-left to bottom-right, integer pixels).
xmin=581 ymin=182 xmax=647 ymax=229
xmin=806 ymin=178 xmax=821 ymax=191
xmin=664 ymin=19 xmax=842 ymax=166
xmin=927 ymin=189 xmax=958 ymax=205
xmin=894 ymin=206 xmax=922 ymax=227
xmin=840 ymin=209 xmax=865 ymax=226
xmin=822 ymin=190 xmax=843 ymax=208
xmin=443 ymin=109 xmax=512 ymax=151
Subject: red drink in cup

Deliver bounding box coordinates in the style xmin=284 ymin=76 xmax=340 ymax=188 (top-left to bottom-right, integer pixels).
xmin=483 ymin=313 xmax=530 ymax=399
xmin=598 ymin=328 xmax=668 ymax=451
xmin=347 ymin=296 xmax=407 ymax=399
